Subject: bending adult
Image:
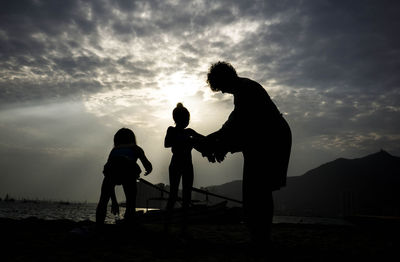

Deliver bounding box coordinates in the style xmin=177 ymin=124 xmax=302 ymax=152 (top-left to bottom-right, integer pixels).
xmin=205 ymin=61 xmax=292 ymax=246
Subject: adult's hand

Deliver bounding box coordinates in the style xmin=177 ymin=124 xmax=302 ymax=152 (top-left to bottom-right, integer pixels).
xmin=206 ymin=153 xmax=216 ymax=163
xmin=215 ymin=150 xmax=227 ymax=163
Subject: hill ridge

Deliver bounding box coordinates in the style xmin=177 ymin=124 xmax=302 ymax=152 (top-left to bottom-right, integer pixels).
xmin=203 ymin=150 xmax=400 ymax=217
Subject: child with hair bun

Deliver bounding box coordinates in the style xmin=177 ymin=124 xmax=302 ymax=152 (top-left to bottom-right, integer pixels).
xmin=164 ymin=103 xmax=204 ymax=214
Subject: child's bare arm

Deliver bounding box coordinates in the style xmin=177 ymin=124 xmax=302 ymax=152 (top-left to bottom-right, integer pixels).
xmin=187 ymin=128 xmax=207 ymax=153
xmin=138 ymin=148 xmax=153 ymax=176
xmin=164 ymin=126 xmax=174 ymax=148
xmin=188 ymin=128 xmax=205 ymax=140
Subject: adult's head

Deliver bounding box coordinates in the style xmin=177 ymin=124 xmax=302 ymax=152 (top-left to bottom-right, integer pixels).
xmin=207 ymin=61 xmax=238 ymax=94
xmin=173 ymin=102 xmax=190 ymax=128
xmin=114 ymin=127 xmax=136 ymax=147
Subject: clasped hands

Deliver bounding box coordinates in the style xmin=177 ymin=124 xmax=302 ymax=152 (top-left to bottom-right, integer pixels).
xmin=198 ymin=136 xmax=228 ymax=163
xmin=202 ymin=150 xmax=227 ymax=163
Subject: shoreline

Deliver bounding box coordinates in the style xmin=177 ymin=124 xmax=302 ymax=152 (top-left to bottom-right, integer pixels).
xmin=2 ymin=216 xmax=398 ymax=261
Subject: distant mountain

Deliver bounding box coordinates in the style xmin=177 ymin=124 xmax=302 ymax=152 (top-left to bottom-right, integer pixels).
xmin=201 ymin=150 xmax=400 ymax=217
xmin=192 ymin=180 xmax=243 ymax=206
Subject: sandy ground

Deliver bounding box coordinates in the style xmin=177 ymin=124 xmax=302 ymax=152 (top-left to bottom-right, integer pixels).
xmin=1 ymin=216 xmax=399 ymax=261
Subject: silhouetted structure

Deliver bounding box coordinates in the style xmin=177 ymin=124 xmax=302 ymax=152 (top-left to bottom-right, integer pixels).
xmin=136 ymin=177 xmax=242 ymax=208
xmin=4 ymin=194 xmax=15 ymax=202
xmin=203 ymin=61 xmax=292 ymax=246
xmin=96 ymin=128 xmax=152 ymax=225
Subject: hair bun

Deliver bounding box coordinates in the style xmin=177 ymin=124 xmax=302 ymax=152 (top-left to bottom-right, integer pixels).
xmin=176 ymin=102 xmax=184 ymax=108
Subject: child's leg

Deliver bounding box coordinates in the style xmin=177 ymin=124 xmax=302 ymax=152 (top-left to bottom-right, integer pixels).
xmin=122 ymin=178 xmax=137 ymax=221
xmin=181 ymin=164 xmax=194 ymax=209
xmin=166 ymin=164 xmax=181 ymax=210
xmin=96 ymin=177 xmax=113 ymax=225
xmin=164 ymin=164 xmax=181 ymax=232
xmin=180 ymin=165 xmax=194 ymax=234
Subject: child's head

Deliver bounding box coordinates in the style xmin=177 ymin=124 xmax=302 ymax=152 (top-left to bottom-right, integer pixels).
xmin=114 ymin=128 xmax=136 ymax=147
xmin=173 ymin=103 xmax=190 ymax=128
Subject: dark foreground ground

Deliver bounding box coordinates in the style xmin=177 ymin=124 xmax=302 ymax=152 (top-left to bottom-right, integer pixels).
xmin=1 ymin=216 xmax=399 ymax=262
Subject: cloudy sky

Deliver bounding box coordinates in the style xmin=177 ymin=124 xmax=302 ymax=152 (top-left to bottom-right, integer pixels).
xmin=1 ymin=0 xmax=399 ymax=202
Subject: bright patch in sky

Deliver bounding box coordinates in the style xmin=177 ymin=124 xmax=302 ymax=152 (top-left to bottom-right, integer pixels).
xmin=219 ymin=19 xmax=261 ymax=44
xmin=83 ymin=72 xmax=204 ymax=123
xmin=156 ymin=71 xmax=202 ymax=106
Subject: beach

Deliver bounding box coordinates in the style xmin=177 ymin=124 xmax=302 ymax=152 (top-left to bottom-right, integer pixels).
xmin=2 ymin=216 xmax=398 ymax=262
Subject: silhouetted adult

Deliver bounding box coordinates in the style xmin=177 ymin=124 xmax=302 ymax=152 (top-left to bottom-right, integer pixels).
xmin=204 ymin=61 xmax=291 ymax=246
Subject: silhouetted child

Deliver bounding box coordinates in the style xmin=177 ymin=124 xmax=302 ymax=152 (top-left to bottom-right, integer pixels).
xmin=164 ymin=103 xmax=204 ymax=215
xmin=96 ymin=128 xmax=152 ymax=226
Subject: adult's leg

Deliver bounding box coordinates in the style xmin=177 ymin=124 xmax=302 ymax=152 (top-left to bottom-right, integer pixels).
xmin=96 ymin=177 xmax=113 ymax=225
xmin=242 ymin=154 xmax=273 ymax=245
xmin=122 ymin=178 xmax=137 ymax=221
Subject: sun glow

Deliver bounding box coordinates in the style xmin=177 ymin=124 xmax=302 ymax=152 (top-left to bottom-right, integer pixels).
xmin=83 ymin=70 xmax=207 ymax=128
xmin=156 ymin=71 xmax=202 ymax=107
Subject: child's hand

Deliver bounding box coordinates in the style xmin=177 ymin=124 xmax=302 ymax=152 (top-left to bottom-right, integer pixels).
xmin=215 ymin=151 xmax=227 ymax=163
xmin=208 ymin=155 xmax=216 ymax=163
xmin=202 ymin=152 xmax=216 ymax=163
xmin=111 ymin=202 xmax=119 ymax=215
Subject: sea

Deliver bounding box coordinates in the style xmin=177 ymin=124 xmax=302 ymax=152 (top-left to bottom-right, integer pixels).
xmin=0 ymin=200 xmax=144 ymax=224
xmin=0 ymin=200 xmax=352 ymax=226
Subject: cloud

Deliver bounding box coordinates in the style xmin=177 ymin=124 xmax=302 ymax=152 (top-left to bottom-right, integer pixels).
xmin=1 ymin=0 xmax=400 ymax=200
xmin=0 ymin=0 xmax=294 ymax=103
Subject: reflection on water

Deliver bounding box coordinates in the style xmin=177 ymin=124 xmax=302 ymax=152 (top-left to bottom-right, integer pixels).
xmin=0 ymin=201 xmax=152 ymax=224
xmin=0 ymin=201 xmax=351 ymax=225
xmin=273 ymin=215 xmax=353 ymax=226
